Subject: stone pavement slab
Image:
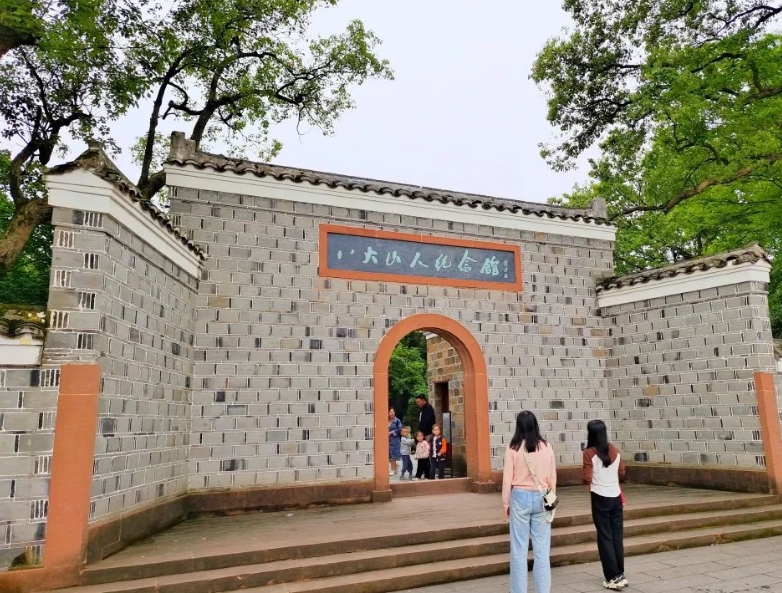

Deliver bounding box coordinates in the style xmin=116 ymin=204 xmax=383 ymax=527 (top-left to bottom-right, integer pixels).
xmin=398 ymin=535 xmax=782 ymax=593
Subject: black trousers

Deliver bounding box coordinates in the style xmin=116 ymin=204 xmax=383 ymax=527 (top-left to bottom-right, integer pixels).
xmin=429 ymin=458 xmax=445 ymax=479
xmin=591 ymin=492 xmax=624 ymax=581
xmin=415 ymin=458 xmax=430 ymax=479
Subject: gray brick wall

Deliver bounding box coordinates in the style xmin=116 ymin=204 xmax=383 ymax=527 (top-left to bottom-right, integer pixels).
xmin=0 ymin=366 xmax=59 ymax=570
xmin=602 ymin=282 xmax=777 ymax=467
xmin=169 ymin=186 xmax=614 ymax=487
xmin=47 ymin=207 xmax=197 ymax=523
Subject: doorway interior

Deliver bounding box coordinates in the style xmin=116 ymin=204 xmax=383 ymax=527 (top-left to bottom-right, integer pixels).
xmin=373 ymin=314 xmax=490 ymax=494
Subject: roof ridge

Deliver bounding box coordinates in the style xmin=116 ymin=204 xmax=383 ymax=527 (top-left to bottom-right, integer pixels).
xmin=46 ymin=144 xmax=205 ymax=260
xmin=165 ymin=132 xmax=614 ymax=227
xmin=597 ymin=243 xmax=771 ymax=292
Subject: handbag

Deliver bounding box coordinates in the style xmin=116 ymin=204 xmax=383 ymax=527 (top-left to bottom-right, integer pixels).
xmin=522 ymin=447 xmax=559 ymax=522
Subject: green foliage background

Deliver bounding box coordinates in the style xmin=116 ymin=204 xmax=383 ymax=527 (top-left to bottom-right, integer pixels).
xmin=0 ymin=152 xmax=51 ymax=306
xmin=388 ymin=332 xmax=428 ymax=432
xmin=533 ymin=1 xmax=782 ymax=337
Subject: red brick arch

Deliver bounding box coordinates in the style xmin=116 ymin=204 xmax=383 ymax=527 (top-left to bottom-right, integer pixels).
xmin=373 ymin=314 xmax=491 ymax=493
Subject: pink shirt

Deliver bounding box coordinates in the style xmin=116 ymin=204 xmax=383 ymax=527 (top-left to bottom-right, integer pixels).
xmin=502 ymin=441 xmax=557 ymax=509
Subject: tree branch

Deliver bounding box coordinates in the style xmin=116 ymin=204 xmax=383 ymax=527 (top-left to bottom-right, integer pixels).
xmin=612 ymin=151 xmax=782 ymax=219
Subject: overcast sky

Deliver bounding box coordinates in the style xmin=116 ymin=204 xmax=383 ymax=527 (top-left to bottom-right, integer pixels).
xmin=95 ymin=2 xmax=591 ymax=204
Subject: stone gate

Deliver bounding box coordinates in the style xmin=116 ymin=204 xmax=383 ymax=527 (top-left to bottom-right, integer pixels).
xmin=1 ymin=131 xmax=781 ymax=591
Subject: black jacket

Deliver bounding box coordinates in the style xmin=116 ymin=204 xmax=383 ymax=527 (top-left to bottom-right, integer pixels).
xmin=418 ymin=403 xmax=436 ymax=436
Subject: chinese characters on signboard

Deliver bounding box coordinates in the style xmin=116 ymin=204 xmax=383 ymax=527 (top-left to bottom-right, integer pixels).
xmin=320 ymin=225 xmax=521 ymax=290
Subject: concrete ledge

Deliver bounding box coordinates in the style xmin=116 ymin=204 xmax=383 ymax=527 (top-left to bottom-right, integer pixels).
xmin=471 ymin=481 xmax=499 ymax=494
xmin=85 ymin=495 xmax=188 ymax=564
xmin=189 ymin=480 xmax=375 ymax=514
xmin=391 ymin=477 xmax=472 ymax=497
xmin=625 ymin=463 xmax=771 ymax=493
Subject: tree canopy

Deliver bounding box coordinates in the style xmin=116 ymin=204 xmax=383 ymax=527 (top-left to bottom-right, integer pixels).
xmin=0 ymin=0 xmax=392 ymax=283
xmin=533 ymin=1 xmax=782 ymax=335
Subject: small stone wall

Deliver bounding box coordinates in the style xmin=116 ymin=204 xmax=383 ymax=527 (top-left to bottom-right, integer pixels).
xmin=46 ymin=206 xmax=198 ymax=523
xmin=603 ymin=281 xmax=777 ymax=467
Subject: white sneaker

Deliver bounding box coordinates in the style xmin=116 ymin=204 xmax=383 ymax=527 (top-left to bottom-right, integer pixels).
xmin=388 ymin=470 xmax=394 ymax=476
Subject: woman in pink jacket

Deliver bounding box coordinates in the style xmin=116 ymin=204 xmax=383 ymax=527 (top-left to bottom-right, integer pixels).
xmin=502 ymin=411 xmax=556 ymax=593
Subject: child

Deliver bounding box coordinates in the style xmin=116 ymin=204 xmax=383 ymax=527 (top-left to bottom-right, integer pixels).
xmin=400 ymin=426 xmax=414 ymax=480
xmin=429 ymin=424 xmax=448 ymax=479
xmin=413 ymin=431 xmax=430 ymax=480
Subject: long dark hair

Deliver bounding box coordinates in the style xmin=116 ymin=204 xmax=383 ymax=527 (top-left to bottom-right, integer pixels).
xmin=587 ymin=419 xmax=611 ymax=466
xmin=509 ymin=411 xmax=547 ymax=453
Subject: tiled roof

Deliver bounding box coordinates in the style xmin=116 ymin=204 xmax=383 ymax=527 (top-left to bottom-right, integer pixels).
xmin=165 ymin=132 xmax=613 ymax=226
xmin=597 ymin=244 xmax=772 ymax=292
xmin=0 ymin=307 xmax=46 ymax=340
xmin=47 ymin=144 xmax=206 ymax=260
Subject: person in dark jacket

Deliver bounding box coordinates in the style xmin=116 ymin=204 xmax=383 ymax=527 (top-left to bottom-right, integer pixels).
xmin=415 ymin=394 xmax=436 ymax=437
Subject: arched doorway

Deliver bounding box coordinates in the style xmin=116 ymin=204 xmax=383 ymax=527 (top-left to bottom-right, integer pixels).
xmin=373 ymin=314 xmax=491 ymax=494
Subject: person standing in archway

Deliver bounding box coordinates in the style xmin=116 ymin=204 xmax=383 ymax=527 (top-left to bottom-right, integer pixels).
xmin=415 ymin=394 xmax=436 ymax=438
xmin=388 ymin=408 xmax=403 ymax=477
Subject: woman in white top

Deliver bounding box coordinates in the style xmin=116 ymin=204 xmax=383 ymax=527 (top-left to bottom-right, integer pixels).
xmin=502 ymin=411 xmax=556 ymax=593
xmin=582 ymin=419 xmax=627 ymax=590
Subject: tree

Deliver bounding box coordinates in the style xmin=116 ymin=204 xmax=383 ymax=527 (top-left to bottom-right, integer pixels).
xmin=0 ymin=151 xmax=51 ymax=306
xmin=388 ymin=332 xmax=428 ymax=430
xmin=0 ymin=0 xmax=392 ymax=281
xmin=0 ymin=0 xmax=143 ymax=280
xmin=0 ymin=1 xmax=40 ymax=58
xmin=533 ymin=1 xmax=782 ymax=335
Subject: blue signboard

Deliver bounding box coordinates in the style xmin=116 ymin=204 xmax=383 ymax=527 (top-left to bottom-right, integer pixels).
xmin=319 ymin=225 xmax=522 ymax=290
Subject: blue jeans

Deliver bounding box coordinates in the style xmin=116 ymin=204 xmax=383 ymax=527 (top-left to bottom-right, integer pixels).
xmin=510 ymin=488 xmax=551 ymax=593
xmin=400 ymin=455 xmax=413 ymax=477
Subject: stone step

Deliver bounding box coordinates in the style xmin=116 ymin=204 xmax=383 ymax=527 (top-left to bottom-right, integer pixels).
xmin=65 ymin=503 xmax=782 ymax=593
xmin=85 ymin=518 xmax=782 ymax=593
xmin=79 ymin=493 xmax=779 ymax=585
xmin=389 ymin=476 xmax=472 ymax=497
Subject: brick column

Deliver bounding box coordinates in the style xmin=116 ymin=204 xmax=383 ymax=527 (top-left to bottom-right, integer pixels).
xmin=754 ymin=372 xmax=782 ymax=493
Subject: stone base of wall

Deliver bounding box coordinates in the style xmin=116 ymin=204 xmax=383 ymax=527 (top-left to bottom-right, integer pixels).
xmin=86 ymin=495 xmax=189 ymax=564
xmin=188 ymin=480 xmax=375 ymax=514
xmin=625 ymin=463 xmax=772 ymax=493
xmin=488 ymin=464 xmax=771 ymax=493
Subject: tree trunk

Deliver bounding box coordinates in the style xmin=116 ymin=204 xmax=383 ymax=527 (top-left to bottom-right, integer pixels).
xmin=0 ymin=23 xmax=36 ymax=59
xmin=0 ymin=199 xmax=52 ymax=280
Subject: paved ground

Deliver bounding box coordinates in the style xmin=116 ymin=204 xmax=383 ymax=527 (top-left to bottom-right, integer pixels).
xmin=399 ymin=535 xmax=782 ymax=593
xmin=92 ymin=485 xmax=762 ymax=569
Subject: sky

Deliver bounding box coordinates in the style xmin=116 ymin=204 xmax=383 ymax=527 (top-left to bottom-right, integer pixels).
xmin=78 ymin=1 xmax=593 ymax=204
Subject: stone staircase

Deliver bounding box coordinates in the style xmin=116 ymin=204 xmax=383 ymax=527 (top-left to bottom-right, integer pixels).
xmin=51 ymin=491 xmax=782 ymax=593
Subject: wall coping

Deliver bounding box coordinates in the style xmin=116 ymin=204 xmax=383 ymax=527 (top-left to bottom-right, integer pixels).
xmin=164 ymin=164 xmax=617 ymax=242
xmin=0 ymin=335 xmax=43 ymax=365
xmin=47 ymin=168 xmax=202 ymax=277
xmin=596 ymin=258 xmax=772 ymax=308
